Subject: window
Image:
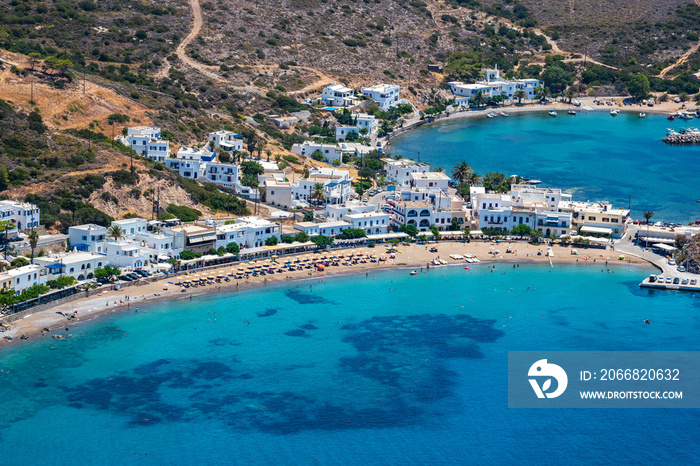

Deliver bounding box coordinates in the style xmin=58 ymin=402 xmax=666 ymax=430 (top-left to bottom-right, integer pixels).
xmin=602 ymin=218 xmax=609 ymax=222
xmin=588 ymin=216 xmax=596 ymax=221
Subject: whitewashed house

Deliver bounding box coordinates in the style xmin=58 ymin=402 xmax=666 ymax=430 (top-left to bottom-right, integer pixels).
xmin=6 ymin=264 xmax=47 ymax=294
xmin=68 ymin=224 xmax=109 ymax=253
xmin=345 ymin=212 xmax=390 ymax=235
xmin=123 ymin=127 xmax=170 ymax=162
xmin=208 ymin=131 xmax=244 ymax=151
xmin=35 ymin=252 xmax=106 ymax=281
xmin=0 ymin=200 xmax=41 ymax=231
xmin=361 ymin=84 xmax=400 ymax=109
xmin=215 ymin=217 xmax=281 ymax=249
xmin=321 ymin=83 xmax=356 ymax=107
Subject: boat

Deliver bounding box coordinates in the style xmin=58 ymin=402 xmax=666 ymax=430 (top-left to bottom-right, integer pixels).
xmin=639 ymin=112 xmax=646 ymax=118
xmin=500 ymin=111 xmax=509 ymax=117
xmin=410 ymin=270 xmax=418 ymax=275
xmin=568 ymin=110 xmax=576 ymax=115
xmin=548 ymin=110 xmax=557 ymax=117
xmin=678 ymin=111 xmax=694 ymax=120
xmin=610 ymin=109 xmax=619 ymax=116
xmin=668 ymin=113 xmax=675 ymax=120
xmin=486 ymin=112 xmax=496 ymax=119
xmin=666 ymin=128 xmax=677 ymax=136
xmin=644 ymin=319 xmax=650 ymax=324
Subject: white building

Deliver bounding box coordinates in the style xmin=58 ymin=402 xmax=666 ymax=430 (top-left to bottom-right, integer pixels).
xmin=294 ymin=221 xmax=350 ymax=238
xmin=205 ymin=162 xmax=241 ymax=189
xmin=345 ymin=212 xmax=390 ymax=235
xmin=6 ymin=264 xmax=47 ymax=294
xmin=297 ymin=168 xmax=354 ymax=206
xmin=35 ymin=252 xmax=106 ymax=281
xmin=321 ymin=83 xmax=356 ymax=107
xmin=335 ymin=114 xmax=378 ymax=141
xmin=409 ymin=172 xmax=451 ymax=191
xmin=559 ymin=201 xmax=630 ymax=239
xmin=208 ymin=131 xmax=244 ymax=151
xmin=448 ymin=65 xmax=543 ymax=104
xmin=361 ymin=84 xmax=400 ymax=109
xmin=68 ymin=224 xmax=109 ymax=253
xmin=134 ymin=231 xmax=181 ymax=263
xmin=267 ymin=115 xmax=299 ymax=128
xmin=383 ymin=159 xmax=431 ymax=187
xmin=0 ymin=200 xmax=41 ymax=231
xmin=292 ymin=141 xmax=373 ymax=165
xmin=111 ymin=218 xmax=148 ymax=236
xmin=325 ymin=202 xmax=376 ymax=221
xmin=123 ymin=127 xmax=170 ymax=162
xmin=104 ymin=241 xmax=148 ymax=269
xmin=165 ymin=146 xmax=215 ymax=180
xmin=215 ymin=217 xmax=281 ymax=249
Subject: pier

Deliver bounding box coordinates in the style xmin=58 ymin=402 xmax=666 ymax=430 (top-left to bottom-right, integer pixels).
xmin=662 ymin=131 xmax=700 ymax=145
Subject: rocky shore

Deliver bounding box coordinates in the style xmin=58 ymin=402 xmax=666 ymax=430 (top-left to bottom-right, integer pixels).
xmin=663 ymin=131 xmax=700 ymax=145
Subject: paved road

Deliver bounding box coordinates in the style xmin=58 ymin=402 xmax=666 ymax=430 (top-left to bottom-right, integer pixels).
xmin=614 ymin=224 xmax=695 ymax=281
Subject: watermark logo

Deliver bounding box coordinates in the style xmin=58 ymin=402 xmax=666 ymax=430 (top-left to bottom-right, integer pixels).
xmin=528 ymin=359 xmax=568 ymax=398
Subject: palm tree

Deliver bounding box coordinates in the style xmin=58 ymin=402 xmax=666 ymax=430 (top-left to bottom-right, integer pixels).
xmin=255 ymin=142 xmax=264 ymax=160
xmin=474 ymin=91 xmax=485 ymax=108
xmin=466 ymin=172 xmax=482 ymax=187
xmin=434 ymin=167 xmax=445 ymax=173
xmin=28 ymin=229 xmax=39 ymax=264
xmin=310 ymin=183 xmax=326 ymax=206
xmin=265 ymin=149 xmax=272 ymax=162
xmin=514 ymin=90 xmax=526 ymax=105
xmin=642 ymin=211 xmax=654 ymax=247
xmin=108 ymin=225 xmax=125 ymax=241
xmin=451 ymin=162 xmax=472 ymax=184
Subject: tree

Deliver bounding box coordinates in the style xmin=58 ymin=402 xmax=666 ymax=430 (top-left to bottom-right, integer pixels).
xmin=541 ymin=66 xmax=573 ymax=93
xmin=628 ymin=73 xmax=651 ymax=102
xmin=310 ymin=183 xmax=326 ymax=205
xmin=294 ymin=232 xmax=310 ymax=243
xmin=642 ymin=210 xmax=654 ymax=247
xmin=511 ymin=224 xmax=532 ymax=236
xmin=358 ymin=167 xmax=375 ymax=180
xmin=399 ymin=224 xmax=418 ymax=237
xmin=108 ymin=225 xmax=125 ymax=241
xmin=226 ymin=242 xmax=240 ymax=255
xmin=265 ymin=236 xmax=278 ymax=246
xmin=312 ymin=235 xmax=333 ymax=249
xmin=255 ymin=141 xmax=264 ymax=159
xmin=56 ymin=59 xmax=73 ymax=76
xmin=529 ymin=230 xmax=542 ymax=244
xmin=310 ymin=150 xmax=326 ymax=162
xmin=514 ymin=90 xmax=526 ymax=104
xmin=466 ymin=172 xmax=482 ymax=187
xmin=28 ymin=229 xmax=39 ymax=264
xmin=179 ymin=250 xmax=196 ymax=260
xmin=11 ymin=257 xmax=30 ymax=268
xmin=265 ymin=150 xmax=272 ymax=162
xmin=303 ymin=211 xmax=314 ymax=222
xmin=28 ymin=53 xmax=41 ymax=71
xmin=462 ymin=227 xmax=472 ymax=243
xmin=482 ymin=172 xmax=513 ymax=193
xmin=430 ymin=225 xmax=441 ymax=239
xmin=451 ymin=162 xmax=472 ymax=184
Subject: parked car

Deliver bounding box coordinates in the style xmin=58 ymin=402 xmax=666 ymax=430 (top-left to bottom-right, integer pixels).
xmin=657 ymin=276 xmax=664 ymax=283
xmin=96 ymin=277 xmax=112 ymax=285
xmin=9 ymin=236 xmax=22 ymax=242
xmin=673 ymin=277 xmax=680 ymax=284
xmin=666 ymin=277 xmax=673 ymax=283
xmin=681 ymin=278 xmax=689 ymax=285
xmin=134 ymin=269 xmax=151 ymax=277
xmin=691 ymin=279 xmax=697 ymax=286
xmin=668 ymin=258 xmax=676 ymax=265
xmin=632 ymin=219 xmax=639 ymax=225
xmin=126 ymin=273 xmax=140 ymax=280
xmin=118 ymin=274 xmax=133 ymax=282
xmin=678 ymin=266 xmax=686 ymax=272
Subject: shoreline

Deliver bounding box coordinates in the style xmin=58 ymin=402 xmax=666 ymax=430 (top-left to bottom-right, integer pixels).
xmin=1 ymin=241 xmax=653 ymax=349
xmin=385 ymin=96 xmax=692 ymax=149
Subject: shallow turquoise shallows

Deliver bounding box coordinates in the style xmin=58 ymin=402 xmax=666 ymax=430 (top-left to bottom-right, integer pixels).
xmin=389 ymin=111 xmax=700 ymax=222
xmin=1 ymin=264 xmax=700 ymax=464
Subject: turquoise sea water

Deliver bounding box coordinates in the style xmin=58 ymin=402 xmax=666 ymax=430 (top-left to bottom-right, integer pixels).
xmin=389 ymin=111 xmax=700 ymax=223
xmin=1 ymin=264 xmax=700 ymax=464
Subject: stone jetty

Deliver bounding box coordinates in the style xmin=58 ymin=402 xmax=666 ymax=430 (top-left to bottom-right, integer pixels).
xmin=663 ymin=131 xmax=700 ymax=145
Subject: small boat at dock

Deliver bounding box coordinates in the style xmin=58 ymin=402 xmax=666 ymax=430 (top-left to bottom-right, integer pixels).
xmin=410 ymin=270 xmax=418 ymax=275
xmin=639 ymin=112 xmax=646 ymax=118
xmin=610 ymin=109 xmax=619 ymax=116
xmin=486 ymin=112 xmax=496 ymax=118
xmin=500 ymin=111 xmax=508 ymax=117
xmin=548 ymin=110 xmax=557 ymax=117
xmin=668 ymin=113 xmax=675 ymax=120
xmin=568 ymin=110 xmax=576 ymax=115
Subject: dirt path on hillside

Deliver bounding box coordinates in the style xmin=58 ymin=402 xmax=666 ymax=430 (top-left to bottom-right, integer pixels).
xmin=658 ymin=0 xmax=700 ymax=78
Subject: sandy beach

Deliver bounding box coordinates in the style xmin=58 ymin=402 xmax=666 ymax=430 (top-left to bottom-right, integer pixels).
xmin=1 ymin=240 xmax=653 ymax=346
